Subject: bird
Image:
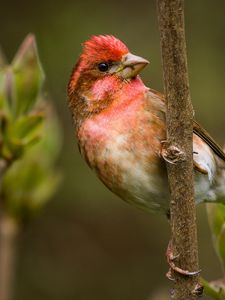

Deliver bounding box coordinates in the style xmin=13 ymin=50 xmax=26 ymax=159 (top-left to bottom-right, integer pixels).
xmin=68 ymin=35 xmax=225 ymax=216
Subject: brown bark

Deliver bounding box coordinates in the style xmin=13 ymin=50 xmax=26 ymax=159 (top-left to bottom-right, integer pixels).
xmin=156 ymin=0 xmax=201 ymax=299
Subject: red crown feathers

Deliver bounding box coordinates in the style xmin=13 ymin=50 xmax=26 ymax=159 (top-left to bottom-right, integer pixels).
xmin=81 ymin=35 xmax=129 ymax=63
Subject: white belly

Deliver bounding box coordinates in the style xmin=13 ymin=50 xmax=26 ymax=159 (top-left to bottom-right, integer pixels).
xmin=94 ymin=134 xmax=224 ymax=214
xmin=80 ymin=119 xmax=225 ymax=214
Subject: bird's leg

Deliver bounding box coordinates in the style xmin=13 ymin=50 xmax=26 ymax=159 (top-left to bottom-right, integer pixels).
xmin=166 ymin=240 xmax=201 ymax=280
xmin=160 ymin=140 xmax=186 ymax=164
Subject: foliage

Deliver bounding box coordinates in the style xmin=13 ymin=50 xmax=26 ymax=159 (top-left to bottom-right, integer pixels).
xmin=207 ymin=203 xmax=225 ymax=271
xmin=201 ymin=278 xmax=225 ymax=300
xmin=0 ymin=34 xmax=61 ymax=223
xmin=202 ymin=204 xmax=225 ymax=299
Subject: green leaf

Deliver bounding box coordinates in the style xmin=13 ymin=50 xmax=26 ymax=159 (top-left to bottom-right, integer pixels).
xmin=0 ymin=34 xmax=61 ymax=223
xmin=218 ymin=225 xmax=225 ymax=269
xmin=1 ymin=114 xmax=43 ymax=161
xmin=207 ymin=204 xmax=225 ymax=270
xmin=0 ymin=70 xmax=7 ymax=113
xmin=7 ymin=113 xmax=44 ymax=141
xmin=0 ymin=68 xmax=13 ymax=117
xmin=12 ymin=34 xmax=44 ymax=116
xmin=207 ymin=204 xmax=225 ymax=237
xmin=34 ymin=102 xmax=62 ymax=165
xmin=2 ymin=152 xmax=61 ymax=221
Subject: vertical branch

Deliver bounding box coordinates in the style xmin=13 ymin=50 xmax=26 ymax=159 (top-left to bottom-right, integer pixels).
xmin=0 ymin=160 xmax=19 ymax=300
xmin=156 ymin=0 xmax=201 ymax=299
xmin=0 ymin=215 xmax=19 ymax=300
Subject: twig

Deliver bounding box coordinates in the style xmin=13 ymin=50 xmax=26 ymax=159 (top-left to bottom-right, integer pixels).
xmin=201 ymin=278 xmax=225 ymax=300
xmin=0 ymin=214 xmax=19 ymax=300
xmin=0 ymin=159 xmax=19 ymax=300
xmin=156 ymin=0 xmax=201 ymax=299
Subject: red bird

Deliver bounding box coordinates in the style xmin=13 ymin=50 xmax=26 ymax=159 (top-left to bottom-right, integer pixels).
xmin=68 ymin=35 xmax=225 ymax=215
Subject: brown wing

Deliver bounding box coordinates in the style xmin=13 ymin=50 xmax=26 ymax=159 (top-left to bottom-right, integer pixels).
xmin=193 ymin=120 xmax=225 ymax=162
xmin=149 ymin=88 xmax=225 ymax=162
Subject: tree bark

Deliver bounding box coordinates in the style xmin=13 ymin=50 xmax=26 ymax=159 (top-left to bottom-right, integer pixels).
xmin=156 ymin=0 xmax=201 ymax=299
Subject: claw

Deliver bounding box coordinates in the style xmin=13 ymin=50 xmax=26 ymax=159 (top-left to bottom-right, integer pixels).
xmin=166 ymin=240 xmax=201 ymax=277
xmin=166 ymin=268 xmax=176 ymax=281
xmin=161 ymin=142 xmax=186 ymax=164
xmin=192 ymin=283 xmax=204 ymax=296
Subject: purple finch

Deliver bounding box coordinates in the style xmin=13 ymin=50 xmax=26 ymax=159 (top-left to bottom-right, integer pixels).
xmin=68 ymin=35 xmax=225 ymax=215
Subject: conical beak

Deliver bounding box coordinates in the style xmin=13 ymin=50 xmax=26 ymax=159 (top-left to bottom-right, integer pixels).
xmin=118 ymin=52 xmax=149 ymax=79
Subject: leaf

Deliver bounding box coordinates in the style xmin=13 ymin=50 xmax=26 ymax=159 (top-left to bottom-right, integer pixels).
xmin=218 ymin=225 xmax=225 ymax=269
xmin=0 ymin=35 xmax=61 ymax=223
xmin=7 ymin=113 xmax=44 ymax=141
xmin=34 ymin=102 xmax=62 ymax=165
xmin=207 ymin=204 xmax=225 ymax=238
xmin=207 ymin=204 xmax=225 ymax=270
xmin=0 ymin=68 xmax=13 ymax=117
xmin=1 ymin=114 xmax=43 ymax=161
xmin=2 ymin=152 xmax=61 ymax=221
xmin=12 ymin=34 xmax=44 ymax=116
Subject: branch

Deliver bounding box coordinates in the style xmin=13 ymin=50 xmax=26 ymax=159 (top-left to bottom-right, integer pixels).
xmin=0 ymin=214 xmax=19 ymax=300
xmin=201 ymin=278 xmax=225 ymax=300
xmin=156 ymin=0 xmax=201 ymax=299
xmin=0 ymin=159 xmax=18 ymax=300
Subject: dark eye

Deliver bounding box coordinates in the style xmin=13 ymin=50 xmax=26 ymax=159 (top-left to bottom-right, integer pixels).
xmin=98 ymin=62 xmax=109 ymax=72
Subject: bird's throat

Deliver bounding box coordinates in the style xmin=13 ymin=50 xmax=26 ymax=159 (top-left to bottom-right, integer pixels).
xmin=68 ymin=74 xmax=147 ymax=131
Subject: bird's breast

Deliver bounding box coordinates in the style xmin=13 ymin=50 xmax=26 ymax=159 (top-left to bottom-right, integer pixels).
xmin=77 ymin=101 xmax=169 ymax=213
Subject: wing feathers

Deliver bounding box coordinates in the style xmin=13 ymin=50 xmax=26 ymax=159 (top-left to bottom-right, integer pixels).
xmin=193 ymin=120 xmax=225 ymax=162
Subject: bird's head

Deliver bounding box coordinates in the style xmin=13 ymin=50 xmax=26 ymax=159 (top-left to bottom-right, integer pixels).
xmin=68 ymin=35 xmax=149 ymax=128
xmin=69 ymin=35 xmax=149 ymax=91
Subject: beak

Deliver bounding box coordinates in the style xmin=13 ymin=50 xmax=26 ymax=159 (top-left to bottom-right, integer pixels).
xmin=118 ymin=52 xmax=149 ymax=79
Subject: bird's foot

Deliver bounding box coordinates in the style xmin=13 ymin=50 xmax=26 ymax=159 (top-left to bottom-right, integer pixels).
xmin=166 ymin=240 xmax=201 ymax=280
xmin=161 ymin=141 xmax=186 ymax=164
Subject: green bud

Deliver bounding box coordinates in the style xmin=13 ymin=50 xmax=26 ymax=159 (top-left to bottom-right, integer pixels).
xmin=1 ymin=114 xmax=43 ymax=161
xmin=0 ymin=68 xmax=14 ymax=118
xmin=0 ymin=34 xmax=61 ymax=223
xmin=12 ymin=34 xmax=44 ymax=116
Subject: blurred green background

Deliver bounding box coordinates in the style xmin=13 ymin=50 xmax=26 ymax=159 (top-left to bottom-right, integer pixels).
xmin=1 ymin=0 xmax=225 ymax=299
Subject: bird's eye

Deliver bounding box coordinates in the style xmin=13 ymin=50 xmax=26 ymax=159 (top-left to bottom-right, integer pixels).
xmin=98 ymin=62 xmax=109 ymax=72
